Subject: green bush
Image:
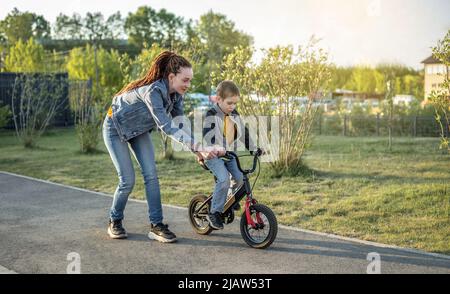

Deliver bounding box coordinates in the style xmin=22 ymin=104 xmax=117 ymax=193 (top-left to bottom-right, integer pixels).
xmin=76 ymin=122 xmax=100 ymax=153
xmin=0 ymin=103 xmax=11 ymax=129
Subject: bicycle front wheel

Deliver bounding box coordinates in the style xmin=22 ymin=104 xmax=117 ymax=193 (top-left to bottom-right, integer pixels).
xmin=240 ymin=204 xmax=278 ymax=249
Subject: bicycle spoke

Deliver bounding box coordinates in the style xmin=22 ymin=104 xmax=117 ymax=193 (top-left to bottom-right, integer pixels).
xmin=246 ymin=211 xmax=271 ymax=243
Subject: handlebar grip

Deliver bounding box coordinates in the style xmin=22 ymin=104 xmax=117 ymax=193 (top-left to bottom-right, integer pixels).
xmin=256 ymin=148 xmax=263 ymax=156
xmin=250 ymin=148 xmax=263 ymax=156
xmin=223 ymin=151 xmax=237 ymax=159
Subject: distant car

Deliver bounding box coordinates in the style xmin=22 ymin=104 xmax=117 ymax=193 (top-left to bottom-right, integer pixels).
xmin=185 ymin=93 xmax=213 ymax=112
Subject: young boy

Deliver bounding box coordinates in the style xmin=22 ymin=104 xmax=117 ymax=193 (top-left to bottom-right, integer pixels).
xmin=202 ymin=80 xmax=256 ymax=230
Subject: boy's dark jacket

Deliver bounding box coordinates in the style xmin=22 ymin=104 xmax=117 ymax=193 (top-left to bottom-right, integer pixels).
xmin=202 ymin=103 xmax=256 ymax=151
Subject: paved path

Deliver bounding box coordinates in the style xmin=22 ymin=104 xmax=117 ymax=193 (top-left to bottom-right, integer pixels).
xmin=1 ymin=171 xmax=449 ymax=274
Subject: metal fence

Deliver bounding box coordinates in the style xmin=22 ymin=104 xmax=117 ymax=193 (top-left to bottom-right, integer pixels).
xmin=312 ymin=113 xmax=449 ymax=137
xmin=0 ymin=73 xmax=82 ymax=129
xmin=1 ymin=73 xmax=448 ymax=138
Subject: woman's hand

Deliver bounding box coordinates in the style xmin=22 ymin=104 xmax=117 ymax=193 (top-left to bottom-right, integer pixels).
xmin=195 ymin=152 xmax=204 ymax=163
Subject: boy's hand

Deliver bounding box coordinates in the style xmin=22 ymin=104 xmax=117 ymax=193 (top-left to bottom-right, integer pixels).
xmin=196 ymin=146 xmax=226 ymax=160
xmin=208 ymin=145 xmax=226 ymax=157
xmin=197 ymin=146 xmax=221 ymax=159
xmin=217 ymin=149 xmax=226 ymax=157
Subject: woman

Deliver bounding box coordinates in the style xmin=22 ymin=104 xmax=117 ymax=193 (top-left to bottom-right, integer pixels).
xmin=103 ymin=51 xmax=221 ymax=243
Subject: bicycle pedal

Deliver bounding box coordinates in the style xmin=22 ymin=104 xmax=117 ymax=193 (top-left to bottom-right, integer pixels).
xmin=232 ymin=203 xmax=241 ymax=211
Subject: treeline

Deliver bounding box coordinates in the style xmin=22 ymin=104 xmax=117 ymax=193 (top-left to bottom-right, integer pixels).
xmin=329 ymin=65 xmax=424 ymax=99
xmin=0 ymin=6 xmax=253 ymax=95
xmin=0 ymin=6 xmax=424 ymax=99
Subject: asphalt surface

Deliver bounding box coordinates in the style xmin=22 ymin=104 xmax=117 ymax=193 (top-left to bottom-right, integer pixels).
xmin=1 ymin=171 xmax=449 ymax=274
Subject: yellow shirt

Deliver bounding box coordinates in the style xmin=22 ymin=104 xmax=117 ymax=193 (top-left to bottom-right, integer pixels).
xmin=223 ymin=115 xmax=236 ymax=145
xmin=107 ymin=106 xmax=113 ymax=118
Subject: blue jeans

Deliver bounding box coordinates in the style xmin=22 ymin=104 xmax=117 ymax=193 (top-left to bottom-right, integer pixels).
xmin=102 ymin=116 xmax=163 ymax=224
xmin=205 ymin=157 xmax=244 ymax=214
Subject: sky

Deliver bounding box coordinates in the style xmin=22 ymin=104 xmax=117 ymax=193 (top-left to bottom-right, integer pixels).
xmin=1 ymin=0 xmax=449 ymax=69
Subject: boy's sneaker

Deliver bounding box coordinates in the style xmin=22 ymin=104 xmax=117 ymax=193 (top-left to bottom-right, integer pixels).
xmin=207 ymin=212 xmax=224 ymax=230
xmin=232 ymin=202 xmax=241 ymax=211
xmin=148 ymin=223 xmax=177 ymax=243
xmin=107 ymin=219 xmax=127 ymax=239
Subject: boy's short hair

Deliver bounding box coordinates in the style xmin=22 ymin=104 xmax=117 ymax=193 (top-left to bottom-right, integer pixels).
xmin=216 ymin=80 xmax=240 ymax=99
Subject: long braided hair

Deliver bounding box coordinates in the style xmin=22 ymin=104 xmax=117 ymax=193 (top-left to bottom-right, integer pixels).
xmin=115 ymin=51 xmax=192 ymax=96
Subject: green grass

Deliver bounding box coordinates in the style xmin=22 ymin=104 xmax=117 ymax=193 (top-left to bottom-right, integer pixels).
xmin=0 ymin=128 xmax=449 ymax=255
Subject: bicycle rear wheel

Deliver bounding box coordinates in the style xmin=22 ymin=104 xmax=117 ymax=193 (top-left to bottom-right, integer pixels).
xmin=188 ymin=195 xmax=213 ymax=235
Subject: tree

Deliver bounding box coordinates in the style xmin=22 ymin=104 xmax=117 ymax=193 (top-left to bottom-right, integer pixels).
xmin=346 ymin=66 xmax=385 ymax=94
xmin=66 ymin=44 xmax=123 ymax=101
xmin=219 ymin=39 xmax=331 ymax=176
xmin=0 ymin=8 xmax=50 ymax=45
xmin=53 ymin=11 xmax=124 ymax=41
xmin=403 ymin=74 xmax=423 ymax=99
xmin=328 ymin=64 xmax=422 ymax=98
xmin=125 ymin=6 xmax=157 ymax=49
xmin=0 ymin=102 xmax=11 ymax=128
xmin=106 ymin=11 xmax=125 ymax=40
xmin=84 ymin=12 xmax=109 ymax=41
xmin=154 ymin=9 xmax=186 ymax=48
xmin=50 ymin=12 xmax=131 ymax=57
xmin=70 ymin=79 xmax=98 ymax=153
xmin=11 ymin=73 xmax=67 ymax=148
xmin=192 ymin=11 xmax=253 ymax=95
xmin=125 ymin=6 xmax=187 ymax=50
xmin=328 ymin=65 xmax=353 ymax=91
xmin=66 ymin=45 xmax=123 ymax=152
xmin=4 ymin=38 xmax=45 ymax=72
xmin=53 ymin=13 xmax=84 ymax=40
xmin=376 ymin=63 xmax=423 ymax=98
xmin=429 ymin=29 xmax=450 ymax=152
xmin=118 ymin=43 xmax=164 ymax=84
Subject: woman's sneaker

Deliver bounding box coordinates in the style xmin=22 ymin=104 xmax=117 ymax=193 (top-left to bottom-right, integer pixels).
xmin=148 ymin=223 xmax=177 ymax=243
xmin=207 ymin=212 xmax=224 ymax=230
xmin=107 ymin=219 xmax=128 ymax=239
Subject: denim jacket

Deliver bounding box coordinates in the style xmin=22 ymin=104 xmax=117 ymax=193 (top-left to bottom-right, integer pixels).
xmin=202 ymin=103 xmax=257 ymax=152
xmin=110 ymin=79 xmax=194 ymax=149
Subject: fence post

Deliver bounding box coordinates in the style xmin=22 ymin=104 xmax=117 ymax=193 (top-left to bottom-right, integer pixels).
xmin=413 ymin=116 xmax=417 ymax=137
xmin=445 ymin=118 xmax=450 ymax=138
xmin=376 ymin=113 xmax=380 ymax=136
xmin=0 ymin=49 xmax=4 ymax=72
xmin=319 ymin=112 xmax=322 ymax=135
xmin=343 ymin=115 xmax=347 ymax=136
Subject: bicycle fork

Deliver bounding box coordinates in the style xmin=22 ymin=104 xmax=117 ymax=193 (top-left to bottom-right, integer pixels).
xmin=242 ymin=177 xmax=264 ymax=229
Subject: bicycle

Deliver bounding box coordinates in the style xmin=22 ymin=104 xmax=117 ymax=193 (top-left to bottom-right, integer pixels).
xmin=188 ymin=148 xmax=278 ymax=249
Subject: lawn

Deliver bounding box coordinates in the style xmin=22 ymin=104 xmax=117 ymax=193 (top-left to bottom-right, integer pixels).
xmin=0 ymin=127 xmax=449 ymax=254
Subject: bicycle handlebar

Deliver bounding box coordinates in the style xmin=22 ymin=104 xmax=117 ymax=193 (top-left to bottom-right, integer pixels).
xmin=197 ymin=148 xmax=263 ymax=174
xmin=221 ymin=148 xmax=263 ymax=175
